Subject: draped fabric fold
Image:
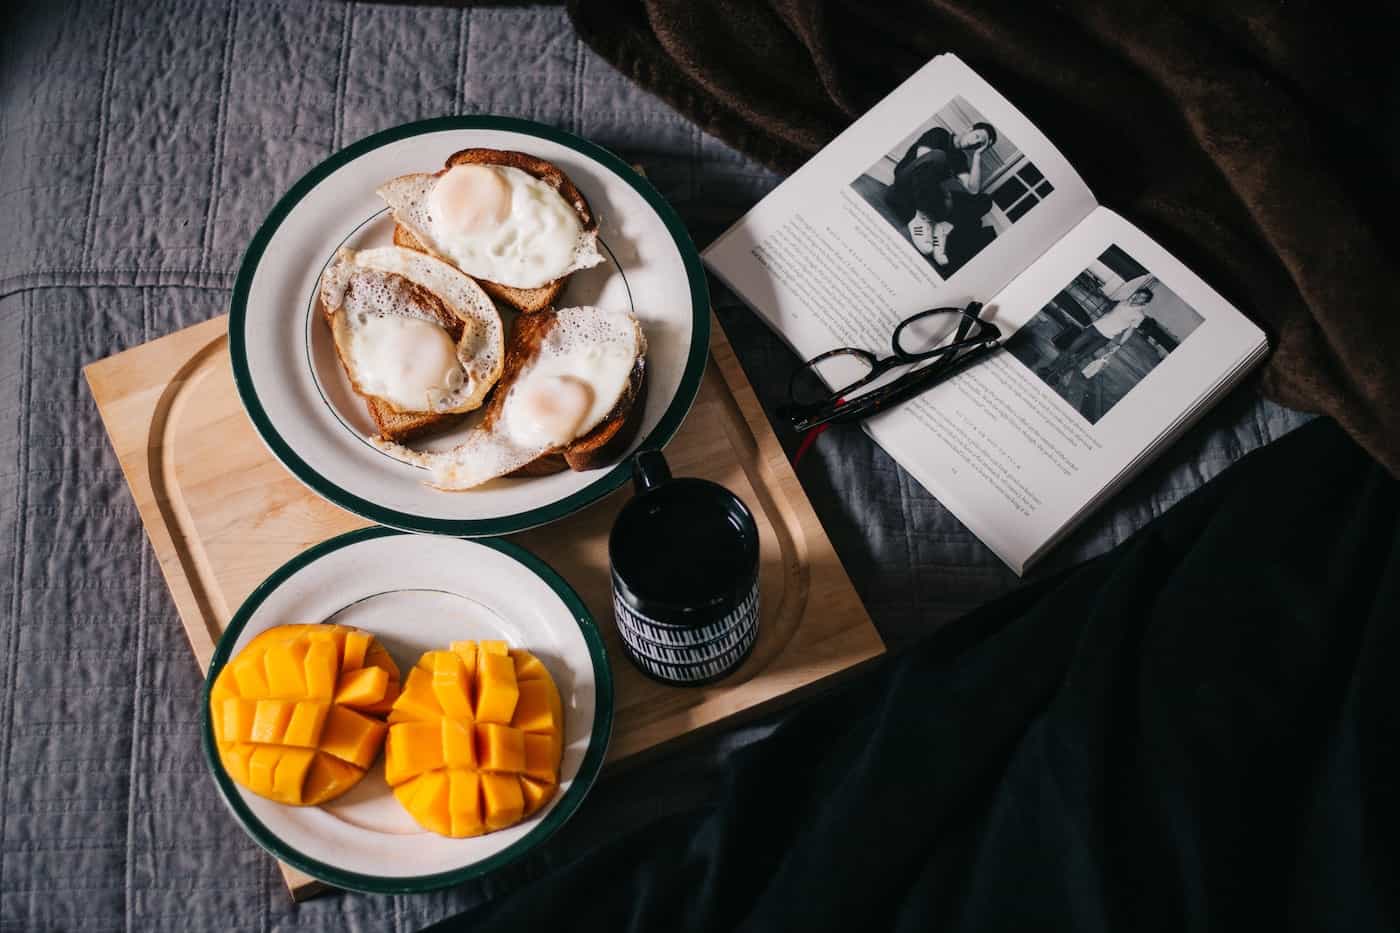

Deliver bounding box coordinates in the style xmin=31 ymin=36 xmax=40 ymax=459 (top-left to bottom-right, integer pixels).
xmin=430 ymin=417 xmax=1399 ymax=931
xmin=568 ymin=0 xmax=1400 ymax=475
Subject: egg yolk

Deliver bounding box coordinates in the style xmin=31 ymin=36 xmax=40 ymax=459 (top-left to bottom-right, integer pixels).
xmin=357 ymin=315 xmax=462 ymax=410
xmin=428 ymin=164 xmax=513 ymax=236
xmin=514 ymin=376 xmax=594 ymax=447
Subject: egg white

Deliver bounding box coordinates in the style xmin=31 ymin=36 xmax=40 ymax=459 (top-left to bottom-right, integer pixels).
xmin=377 ymin=165 xmax=603 ymax=290
xmin=319 ymin=246 xmax=504 ymax=415
xmin=374 ymin=306 xmax=645 ymax=489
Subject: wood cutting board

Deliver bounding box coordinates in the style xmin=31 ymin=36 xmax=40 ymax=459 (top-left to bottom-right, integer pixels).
xmin=85 ymin=313 xmax=884 ymax=899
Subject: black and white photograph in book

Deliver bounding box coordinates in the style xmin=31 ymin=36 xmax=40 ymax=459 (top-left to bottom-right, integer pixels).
xmin=1003 ymin=245 xmax=1205 ymax=424
xmin=849 ymin=96 xmax=1051 ymax=278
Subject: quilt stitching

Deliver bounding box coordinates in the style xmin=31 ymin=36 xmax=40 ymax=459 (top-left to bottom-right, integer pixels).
xmin=332 ymin=3 xmax=355 ymax=152
xmin=0 ymin=293 xmax=32 ymax=912
xmin=572 ymin=38 xmax=585 ymax=134
xmin=455 ymin=8 xmax=470 ymax=111
xmin=199 ymin=0 xmax=238 ymax=279
xmin=79 ymin=3 xmax=122 ymax=274
xmin=121 ymin=290 xmax=153 ymax=933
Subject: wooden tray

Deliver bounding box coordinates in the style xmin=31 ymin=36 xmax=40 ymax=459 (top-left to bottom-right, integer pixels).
xmin=86 ymin=313 xmax=883 ymax=899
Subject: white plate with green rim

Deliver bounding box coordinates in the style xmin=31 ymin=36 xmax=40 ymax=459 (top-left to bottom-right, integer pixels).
xmin=229 ymin=115 xmax=710 ymax=536
xmin=201 ymin=527 xmax=613 ymax=893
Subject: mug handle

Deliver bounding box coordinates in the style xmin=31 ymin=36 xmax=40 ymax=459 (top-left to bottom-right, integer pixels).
xmin=631 ymin=449 xmax=671 ymax=493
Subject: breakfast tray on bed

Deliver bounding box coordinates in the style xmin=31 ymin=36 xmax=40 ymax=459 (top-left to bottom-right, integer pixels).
xmin=85 ymin=312 xmax=884 ymax=899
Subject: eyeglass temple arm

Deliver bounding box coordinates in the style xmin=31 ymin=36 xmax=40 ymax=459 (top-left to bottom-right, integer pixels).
xmin=790 ymin=338 xmax=999 ymax=432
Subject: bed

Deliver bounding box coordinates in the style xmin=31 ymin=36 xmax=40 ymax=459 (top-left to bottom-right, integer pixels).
xmin=0 ymin=2 xmax=1310 ymax=929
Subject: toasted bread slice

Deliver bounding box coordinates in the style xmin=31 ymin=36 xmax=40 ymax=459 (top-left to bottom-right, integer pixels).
xmin=371 ymin=307 xmax=646 ymax=489
xmin=478 ymin=309 xmax=647 ymax=477
xmin=382 ymin=147 xmax=599 ymax=314
xmin=362 ymin=399 xmax=451 ymax=444
xmin=392 ymin=223 xmax=565 ymax=315
xmin=352 ymin=281 xmax=457 ymax=443
xmin=318 ymin=247 xmax=505 ymax=443
xmin=325 ymin=267 xmax=467 ymax=443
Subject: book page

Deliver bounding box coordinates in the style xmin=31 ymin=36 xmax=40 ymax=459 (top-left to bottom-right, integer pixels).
xmin=704 ymin=53 xmax=1097 ymax=363
xmin=863 ymin=207 xmax=1268 ymax=572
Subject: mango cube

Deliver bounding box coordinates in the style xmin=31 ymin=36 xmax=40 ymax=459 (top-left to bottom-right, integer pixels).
xmin=282 ymin=701 xmax=330 ymax=748
xmin=303 ymin=641 xmax=339 ymax=698
xmin=522 ymin=732 xmax=560 ymax=784
xmin=220 ymin=697 xmax=257 ymax=744
xmin=476 ymin=723 xmax=526 ymax=773
xmin=364 ymin=646 xmax=401 ymax=682
xmin=450 ymin=641 xmax=479 ymax=681
xmin=442 ymin=718 xmax=476 ymax=769
xmin=473 ymin=652 xmax=519 ymax=724
xmin=354 ymin=678 xmax=400 ymax=716
xmin=248 ymin=746 xmax=281 ymax=795
xmin=510 ymin=649 xmax=548 ymax=683
xmin=511 ymin=680 xmax=558 ymax=734
xmin=318 ymin=706 xmax=386 ymax=770
xmin=429 ymin=651 xmax=473 ymax=720
xmin=222 ymin=743 xmax=254 ymax=785
xmin=520 ymin=776 xmax=556 ymax=817
xmin=250 ymin=700 xmax=294 ymax=744
xmin=396 ymin=771 xmax=451 ymax=836
xmin=263 ymin=641 xmax=309 ymax=697
xmin=341 ymin=630 xmax=372 ymax=671
xmin=230 ymin=653 xmax=270 ymax=698
xmin=334 ymin=666 xmax=389 ymax=708
xmin=480 ymin=773 xmax=524 ymax=830
xmin=392 ymin=667 xmax=444 ymax=722
xmin=449 ymin=770 xmax=484 ymax=837
xmin=302 ymin=753 xmax=362 ymax=805
xmin=272 ymin=747 xmax=317 ymax=803
xmin=385 ymin=720 xmax=445 ymax=787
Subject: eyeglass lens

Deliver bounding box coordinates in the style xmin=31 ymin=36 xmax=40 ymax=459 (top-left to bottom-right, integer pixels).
xmin=790 ymin=348 xmax=876 ymax=406
xmin=894 ymin=308 xmax=980 ymax=358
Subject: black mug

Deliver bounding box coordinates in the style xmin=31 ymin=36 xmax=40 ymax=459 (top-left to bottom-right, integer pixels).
xmin=608 ymin=450 xmax=761 ymax=686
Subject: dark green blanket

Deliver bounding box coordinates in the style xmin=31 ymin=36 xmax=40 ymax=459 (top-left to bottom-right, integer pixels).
xmin=569 ymin=0 xmax=1400 ymax=478
xmin=432 ymin=417 xmax=1397 ymax=930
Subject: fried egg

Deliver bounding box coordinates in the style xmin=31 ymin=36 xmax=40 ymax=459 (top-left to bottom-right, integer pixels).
xmin=377 ymin=162 xmax=603 ymax=289
xmin=374 ymin=306 xmax=645 ymax=489
xmin=319 ymin=246 xmax=504 ymax=414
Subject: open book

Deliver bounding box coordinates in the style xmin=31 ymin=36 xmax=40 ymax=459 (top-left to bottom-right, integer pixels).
xmin=704 ymin=54 xmax=1268 ymax=575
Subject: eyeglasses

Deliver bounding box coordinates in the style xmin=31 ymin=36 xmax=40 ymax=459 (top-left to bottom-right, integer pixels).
xmin=778 ymin=302 xmax=1000 ymax=432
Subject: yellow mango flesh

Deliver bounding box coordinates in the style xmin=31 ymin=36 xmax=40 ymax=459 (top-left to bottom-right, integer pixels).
xmin=334 ymin=666 xmax=388 ymax=707
xmin=429 ymin=651 xmax=474 ymax=719
xmin=318 ymin=706 xmax=387 ymax=770
xmin=384 ymin=720 xmax=445 ymax=786
xmin=390 ymin=667 xmax=443 ymax=723
xmin=210 ymin=623 xmax=398 ymax=806
xmin=386 ymin=644 xmax=564 ymax=837
xmin=283 ymin=700 xmax=330 ymax=748
xmin=522 ymin=732 xmax=561 ymax=784
xmin=473 ymin=652 xmax=519 ymax=724
xmin=476 ymin=723 xmax=526 ymax=773
xmin=342 ymin=630 xmax=372 ymax=671
xmin=450 ymin=641 xmax=479 ymax=681
xmin=449 ymin=770 xmax=484 ymax=837
xmin=520 ymin=776 xmax=554 ymax=817
xmin=511 ymin=680 xmax=555 ymax=733
xmin=441 ymin=718 xmax=476 ymax=769
xmin=480 ymin=772 xmax=524 ymax=830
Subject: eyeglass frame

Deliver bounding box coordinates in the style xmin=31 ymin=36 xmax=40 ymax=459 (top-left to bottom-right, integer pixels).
xmin=779 ymin=302 xmax=1001 ymax=432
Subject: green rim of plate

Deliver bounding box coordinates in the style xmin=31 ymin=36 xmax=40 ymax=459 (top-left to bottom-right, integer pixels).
xmin=200 ymin=526 xmax=615 ymax=894
xmin=228 ymin=115 xmax=710 ymax=536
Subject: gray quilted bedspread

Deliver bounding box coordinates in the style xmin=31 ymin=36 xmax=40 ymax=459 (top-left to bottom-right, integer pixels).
xmin=0 ymin=2 xmax=1311 ymax=930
